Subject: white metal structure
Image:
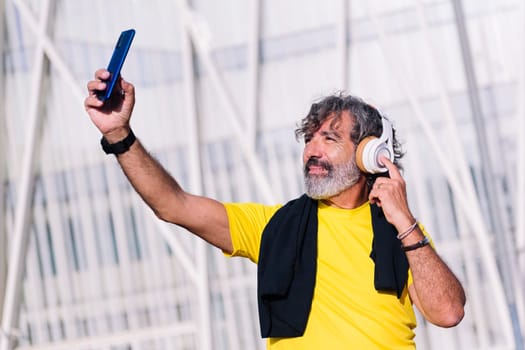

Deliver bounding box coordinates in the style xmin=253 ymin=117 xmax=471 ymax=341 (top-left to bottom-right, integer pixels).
xmin=0 ymin=0 xmax=524 ymax=349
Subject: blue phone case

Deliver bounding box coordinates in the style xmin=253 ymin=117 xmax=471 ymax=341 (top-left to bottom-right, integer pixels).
xmin=97 ymin=29 xmax=135 ymax=101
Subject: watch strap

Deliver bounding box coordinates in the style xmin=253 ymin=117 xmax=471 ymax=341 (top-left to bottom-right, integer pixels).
xmin=101 ymin=129 xmax=136 ymax=155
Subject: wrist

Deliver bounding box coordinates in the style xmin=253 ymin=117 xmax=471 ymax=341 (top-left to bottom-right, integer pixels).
xmin=396 ymin=219 xmax=418 ymax=240
xmin=392 ymin=214 xmax=416 ymax=234
xmin=399 ymin=226 xmax=425 ymax=245
xmin=103 ymin=127 xmax=131 ymax=144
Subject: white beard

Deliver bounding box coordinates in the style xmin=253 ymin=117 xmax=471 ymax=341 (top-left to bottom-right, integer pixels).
xmin=304 ymin=157 xmax=361 ymax=199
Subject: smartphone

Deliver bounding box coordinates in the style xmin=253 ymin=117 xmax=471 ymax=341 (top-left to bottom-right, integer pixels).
xmin=97 ymin=29 xmax=135 ymax=101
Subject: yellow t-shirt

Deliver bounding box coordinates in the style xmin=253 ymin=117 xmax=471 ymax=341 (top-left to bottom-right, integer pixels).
xmin=225 ymin=200 xmax=418 ymax=350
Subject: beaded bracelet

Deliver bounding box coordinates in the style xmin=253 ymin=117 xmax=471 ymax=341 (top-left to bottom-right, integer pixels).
xmin=396 ymin=220 xmax=418 ymax=240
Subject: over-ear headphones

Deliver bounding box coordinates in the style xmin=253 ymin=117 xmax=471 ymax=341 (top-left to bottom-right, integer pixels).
xmin=355 ymin=117 xmax=394 ymax=174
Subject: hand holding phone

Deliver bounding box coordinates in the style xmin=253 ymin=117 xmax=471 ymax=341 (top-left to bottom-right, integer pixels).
xmin=97 ymin=29 xmax=135 ymax=101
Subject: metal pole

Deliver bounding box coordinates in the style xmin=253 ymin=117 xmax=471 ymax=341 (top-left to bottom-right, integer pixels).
xmin=0 ymin=0 xmax=7 ymax=323
xmin=0 ymin=0 xmax=51 ymax=348
xmin=246 ymin=0 xmax=261 ymax=149
xmin=178 ymin=1 xmax=212 ymax=348
xmin=337 ymin=0 xmax=349 ymax=90
xmin=515 ymin=0 xmax=525 ymax=331
xmin=451 ymin=1 xmax=523 ymax=347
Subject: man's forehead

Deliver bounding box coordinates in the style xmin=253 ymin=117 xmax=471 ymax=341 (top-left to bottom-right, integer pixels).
xmin=323 ymin=111 xmax=354 ymax=131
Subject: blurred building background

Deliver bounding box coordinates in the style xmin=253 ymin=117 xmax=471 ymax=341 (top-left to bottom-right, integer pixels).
xmin=1 ymin=0 xmax=524 ymax=349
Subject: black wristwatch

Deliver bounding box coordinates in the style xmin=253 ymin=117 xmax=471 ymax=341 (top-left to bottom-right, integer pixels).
xmin=101 ymin=129 xmax=136 ymax=155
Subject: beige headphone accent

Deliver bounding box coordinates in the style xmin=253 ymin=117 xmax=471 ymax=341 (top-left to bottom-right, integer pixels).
xmin=356 ymin=136 xmax=376 ymax=173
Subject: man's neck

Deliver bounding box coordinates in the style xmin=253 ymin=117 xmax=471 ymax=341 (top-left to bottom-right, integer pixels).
xmin=321 ymin=176 xmax=369 ymax=209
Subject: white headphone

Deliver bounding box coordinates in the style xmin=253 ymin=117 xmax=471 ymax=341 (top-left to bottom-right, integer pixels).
xmin=355 ymin=117 xmax=394 ymax=174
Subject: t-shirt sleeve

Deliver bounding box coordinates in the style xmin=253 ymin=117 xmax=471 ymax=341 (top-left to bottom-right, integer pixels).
xmin=223 ymin=202 xmax=281 ymax=263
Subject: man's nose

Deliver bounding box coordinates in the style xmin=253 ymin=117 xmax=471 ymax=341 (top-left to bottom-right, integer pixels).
xmin=304 ymin=137 xmax=322 ymax=159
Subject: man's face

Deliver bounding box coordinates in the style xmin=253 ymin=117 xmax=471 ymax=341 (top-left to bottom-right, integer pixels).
xmin=302 ymin=112 xmax=361 ymax=199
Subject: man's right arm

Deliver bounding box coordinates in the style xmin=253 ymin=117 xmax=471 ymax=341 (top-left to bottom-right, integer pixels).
xmin=116 ymin=134 xmax=233 ymax=253
xmin=84 ymin=69 xmax=233 ymax=253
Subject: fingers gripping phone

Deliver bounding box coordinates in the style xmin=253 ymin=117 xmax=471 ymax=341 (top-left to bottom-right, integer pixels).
xmin=96 ymin=29 xmax=135 ymax=101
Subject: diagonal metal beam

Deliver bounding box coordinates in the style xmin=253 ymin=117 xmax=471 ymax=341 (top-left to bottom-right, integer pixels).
xmin=10 ymin=0 xmax=84 ymax=105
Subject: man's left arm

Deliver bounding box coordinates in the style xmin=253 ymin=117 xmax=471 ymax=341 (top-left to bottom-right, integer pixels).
xmin=369 ymin=157 xmax=466 ymax=327
xmin=402 ymin=226 xmax=465 ymax=327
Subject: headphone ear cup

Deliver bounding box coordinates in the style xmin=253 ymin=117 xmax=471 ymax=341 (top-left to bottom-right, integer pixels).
xmin=356 ymin=136 xmax=377 ymax=173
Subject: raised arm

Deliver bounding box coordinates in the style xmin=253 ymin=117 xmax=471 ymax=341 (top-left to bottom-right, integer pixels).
xmin=368 ymin=156 xmax=466 ymax=327
xmin=84 ymin=69 xmax=233 ymax=253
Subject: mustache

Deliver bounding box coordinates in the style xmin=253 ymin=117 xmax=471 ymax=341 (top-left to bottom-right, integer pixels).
xmin=305 ymin=157 xmax=333 ymax=173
